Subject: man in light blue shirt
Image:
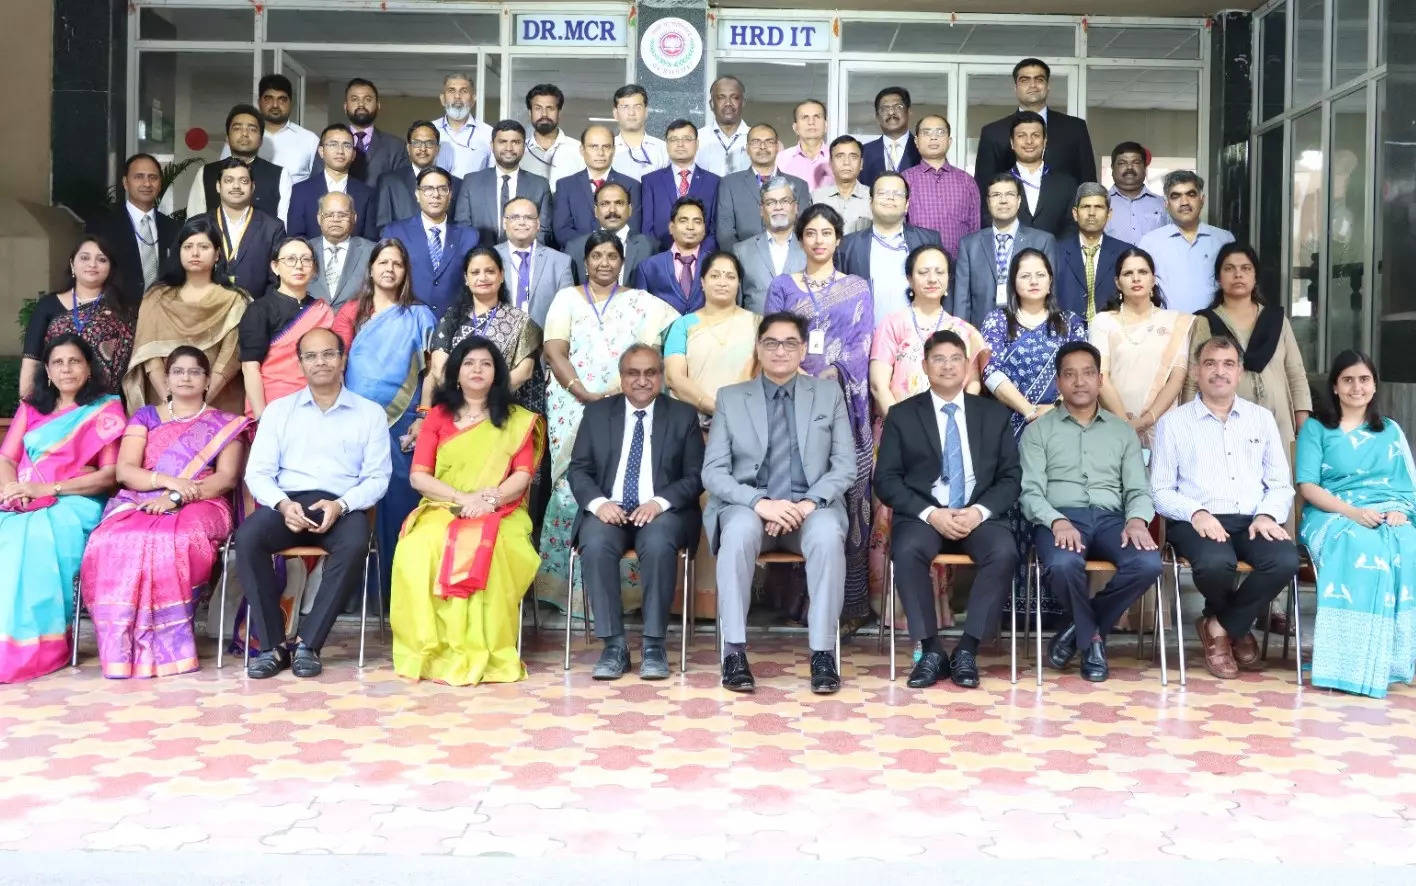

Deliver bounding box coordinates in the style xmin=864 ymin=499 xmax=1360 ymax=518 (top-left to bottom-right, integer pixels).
xmin=238 ymin=327 xmax=391 ymax=680
xmin=1136 ymin=170 xmax=1235 ymax=314
xmin=1104 ymin=141 xmax=1167 ymax=243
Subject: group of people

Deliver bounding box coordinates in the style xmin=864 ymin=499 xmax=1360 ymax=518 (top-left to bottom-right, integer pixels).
xmin=2 ymin=57 xmax=1411 ymax=702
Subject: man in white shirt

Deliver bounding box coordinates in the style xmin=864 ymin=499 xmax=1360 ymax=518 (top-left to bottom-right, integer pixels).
xmin=610 ymin=84 xmax=668 ymax=181
xmin=521 ymin=83 xmax=583 ymax=191
xmin=433 ymin=72 xmax=492 ymax=177
xmin=220 ymin=74 xmax=318 ymax=185
xmin=188 ymin=104 xmax=293 ymax=225
xmin=812 ymin=136 xmax=872 ymax=235
xmin=495 ymin=196 xmax=573 ymax=325
xmin=696 ymin=75 xmax=750 ymax=176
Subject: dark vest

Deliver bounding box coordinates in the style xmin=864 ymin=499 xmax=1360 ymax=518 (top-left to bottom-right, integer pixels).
xmin=203 ymin=156 xmax=282 ymax=219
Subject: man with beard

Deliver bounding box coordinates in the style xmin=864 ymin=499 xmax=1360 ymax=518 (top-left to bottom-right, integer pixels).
xmin=696 ymin=75 xmax=750 ymax=177
xmin=521 ymin=83 xmax=584 ymax=193
xmin=188 ymin=103 xmax=293 ymax=224
xmin=564 ymin=182 xmax=655 ymax=286
xmin=219 ymin=74 xmax=318 ymax=185
xmin=453 ymin=119 xmax=552 ymax=246
xmin=373 ymin=121 xmax=463 ymax=230
xmin=337 ymin=78 xmax=410 ymax=186
xmin=433 ymin=72 xmax=492 ymax=177
xmin=715 ymin=123 xmax=809 ymax=249
xmin=552 ymin=124 xmax=641 ymax=246
xmin=732 ymin=176 xmax=806 ymax=313
xmin=1105 ymin=141 xmax=1167 ymax=244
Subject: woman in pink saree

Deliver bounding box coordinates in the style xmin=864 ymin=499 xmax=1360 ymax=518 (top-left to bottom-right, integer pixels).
xmin=80 ymin=347 xmax=248 ymax=678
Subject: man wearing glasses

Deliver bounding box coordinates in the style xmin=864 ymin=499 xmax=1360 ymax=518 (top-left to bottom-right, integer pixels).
xmin=716 ymin=123 xmax=810 ymax=249
xmin=900 ymin=114 xmax=980 ymax=259
xmin=379 ymin=166 xmax=480 ymax=316
xmin=732 ymin=176 xmax=807 ymax=313
xmin=702 ymin=312 xmax=856 ymax=695
xmin=307 ymin=192 xmax=373 ymax=310
xmin=836 ymin=172 xmax=943 ymax=323
xmin=610 ymin=84 xmax=668 ymax=181
xmin=373 ymin=121 xmax=464 ymax=231
xmin=638 ymin=119 xmax=720 ymax=251
xmin=287 ymin=124 xmax=376 ymax=240
xmin=860 ymin=87 xmax=922 ymax=187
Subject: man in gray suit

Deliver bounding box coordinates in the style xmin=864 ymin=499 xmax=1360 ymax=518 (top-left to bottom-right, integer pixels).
xmin=953 ymin=173 xmax=1059 ymax=329
xmin=715 ymin=123 xmax=811 ymax=250
xmin=453 ymin=119 xmax=553 ymax=247
xmin=731 ymin=176 xmax=805 ymax=313
xmin=565 ymin=182 xmax=656 ymax=286
xmin=702 ymin=312 xmax=856 ymax=695
xmin=306 ymin=192 xmax=373 ymax=309
xmin=494 ymin=197 xmax=573 ymax=327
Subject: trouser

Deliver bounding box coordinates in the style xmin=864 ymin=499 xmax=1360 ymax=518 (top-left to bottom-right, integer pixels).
xmin=234 ymin=490 xmax=370 ymax=651
xmin=1166 ymin=514 xmax=1300 ymax=638
xmin=716 ymin=504 xmax=845 ymax=653
xmin=1033 ymin=507 xmax=1162 ymax=643
xmin=891 ymin=516 xmax=1017 ymax=643
xmin=579 ymin=510 xmax=688 ymax=641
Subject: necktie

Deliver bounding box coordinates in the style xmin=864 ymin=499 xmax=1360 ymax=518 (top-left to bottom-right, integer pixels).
xmin=675 ymin=252 xmax=696 ymax=297
xmin=428 ymin=226 xmax=443 ymax=273
xmin=767 ymin=387 xmax=793 ymax=501
xmin=942 ymin=403 xmax=965 ymax=509
xmin=354 ymin=130 xmax=368 ymax=154
xmin=1081 ymin=242 xmax=1101 ymax=322
xmin=499 ymin=174 xmax=511 ymax=232
xmin=678 ymin=169 xmax=691 ymax=197
xmin=514 ymin=249 xmax=532 ymax=307
xmin=886 ymin=141 xmax=898 ymax=172
xmin=757 ymin=174 xmax=767 ymax=187
xmin=137 ymin=214 xmax=158 ymax=288
xmin=591 ymin=178 xmax=605 ymax=191
xmin=994 ymin=232 xmax=1013 ymax=279
xmin=621 ymin=409 xmax=647 ymax=511
xmin=326 ymin=243 xmax=342 ymax=294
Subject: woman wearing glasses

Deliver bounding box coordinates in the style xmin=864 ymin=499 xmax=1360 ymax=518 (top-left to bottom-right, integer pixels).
xmin=238 ymin=237 xmax=338 ymax=420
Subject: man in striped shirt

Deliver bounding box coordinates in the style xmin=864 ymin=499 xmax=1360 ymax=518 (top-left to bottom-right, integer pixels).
xmin=1150 ymin=335 xmax=1299 ymax=679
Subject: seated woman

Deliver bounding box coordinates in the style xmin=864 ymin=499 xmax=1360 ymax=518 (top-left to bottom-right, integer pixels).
xmin=391 ymin=335 xmax=544 ymax=685
xmin=240 ymin=237 xmax=336 ymax=419
xmin=0 ymin=335 xmax=127 ymax=682
xmin=1297 ymin=350 xmax=1416 ymax=698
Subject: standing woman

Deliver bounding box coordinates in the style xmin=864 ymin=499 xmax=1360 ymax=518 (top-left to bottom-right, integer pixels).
xmin=239 ymin=237 xmax=336 ymax=419
xmin=79 ymin=347 xmax=248 ymax=678
xmin=20 ymin=236 xmax=134 ymax=400
xmin=764 ymin=203 xmax=875 ymax=634
xmin=0 ymin=335 xmax=127 ymax=682
xmin=123 ymin=217 xmax=248 ymax=414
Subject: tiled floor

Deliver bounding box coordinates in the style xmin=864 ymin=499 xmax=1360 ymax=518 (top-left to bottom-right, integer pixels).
xmin=3 ymin=619 xmax=1416 ymax=874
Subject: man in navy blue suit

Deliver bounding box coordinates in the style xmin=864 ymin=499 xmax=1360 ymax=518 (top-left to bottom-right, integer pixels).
xmin=552 ymin=124 xmax=641 ymax=247
xmin=860 ymin=87 xmax=921 ymax=188
xmin=639 ymin=120 xmax=720 ymax=251
xmin=631 ymin=196 xmax=712 ymax=315
xmin=1055 ymin=182 xmax=1130 ymax=321
xmin=287 ymin=124 xmax=376 ymax=240
xmin=379 ymin=166 xmax=478 ymax=316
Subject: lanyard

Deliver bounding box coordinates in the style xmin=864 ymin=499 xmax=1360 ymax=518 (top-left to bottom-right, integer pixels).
xmin=468 ymin=302 xmax=499 ymax=336
xmin=219 ymin=206 xmax=253 ymax=262
xmin=622 ymin=138 xmax=653 ymax=167
xmin=440 ymin=117 xmax=478 ymax=149
xmin=714 ymin=126 xmax=741 ymax=156
xmin=800 ymin=269 xmax=837 ymax=315
xmin=69 ymin=289 xmax=94 ymax=335
xmin=910 ymin=306 xmax=945 ymax=344
xmin=871 ymin=231 xmax=908 ymax=252
xmin=583 ymin=282 xmax=620 ymax=328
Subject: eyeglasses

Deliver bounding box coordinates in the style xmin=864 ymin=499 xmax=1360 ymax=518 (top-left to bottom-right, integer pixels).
xmin=277 ymin=255 xmax=316 ymax=268
xmin=168 ymin=367 xmax=208 ymax=377
xmin=666 ymin=135 xmax=697 ymax=145
xmin=759 ymin=338 xmax=802 ymax=352
xmin=417 ymin=185 xmax=452 ymax=196
xmin=747 ymin=138 xmax=777 ymax=149
xmin=926 ymin=354 xmax=967 ymax=366
xmin=762 ymin=197 xmax=797 ymax=209
xmin=918 ymin=127 xmax=949 ymax=138
xmin=877 ymin=103 xmax=908 ymax=114
xmin=503 ymin=213 xmax=538 ymax=223
xmin=874 ymin=190 xmax=908 ymax=200
xmin=300 ymin=349 xmax=341 ymax=363
xmin=987 ymin=191 xmax=1020 ymax=200
xmin=319 ymin=211 xmax=352 ymax=220
xmin=322 ymin=140 xmax=355 ymax=151
xmin=409 ymin=139 xmax=439 ymax=149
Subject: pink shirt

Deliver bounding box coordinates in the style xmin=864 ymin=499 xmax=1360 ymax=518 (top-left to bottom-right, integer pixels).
xmin=776 ymin=144 xmax=834 ymax=190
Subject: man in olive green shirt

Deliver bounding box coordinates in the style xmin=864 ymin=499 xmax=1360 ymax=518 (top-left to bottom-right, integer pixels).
xmin=1019 ymin=341 xmax=1162 ymax=681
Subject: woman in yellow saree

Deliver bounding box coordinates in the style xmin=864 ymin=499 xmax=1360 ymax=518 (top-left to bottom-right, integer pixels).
xmin=391 ymin=334 xmax=544 ymax=685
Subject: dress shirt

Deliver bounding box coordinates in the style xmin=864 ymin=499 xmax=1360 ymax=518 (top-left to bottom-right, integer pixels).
xmin=919 ymin=390 xmax=989 ymax=523
xmin=880 ymin=134 xmax=910 ymax=173
xmin=324 ymin=171 xmax=349 ymax=194
xmin=987 ymin=219 xmax=1021 ymax=308
xmin=902 ymin=161 xmax=981 ymax=259
xmin=322 ymin=238 xmax=350 ymax=297
xmin=586 ymin=399 xmax=672 ymax=514
xmin=221 ymin=121 xmax=319 ymax=184
xmin=696 ymin=120 xmax=751 ymax=177
xmin=1105 ymin=185 xmax=1167 ymax=244
xmin=811 ymin=182 xmax=872 ymax=234
xmin=522 ymin=129 xmax=584 ymax=191
xmin=868 ymin=227 xmax=910 ymax=324
xmin=1149 ymin=396 xmax=1293 ymax=523
xmin=611 ymin=132 xmax=669 ymax=181
xmin=1013 ymin=163 xmax=1045 ymax=216
xmin=186 ymin=160 xmax=293 ymax=225
xmin=433 ymin=116 xmax=492 ymax=178
xmin=125 ymin=200 xmax=156 ymax=235
xmin=767 ymin=234 xmax=792 ymax=276
xmin=1136 ymin=223 xmax=1237 ymax=314
xmin=1018 ymin=406 xmax=1154 ymax=528
xmin=776 ymin=144 xmax=833 ymax=190
xmin=245 ymin=385 xmax=392 ymax=513
xmin=506 ymin=241 xmax=538 ymax=308
xmin=754 ymin=375 xmax=810 ymax=502
xmin=221 ymin=206 xmax=252 ymax=255
xmin=493 ymin=168 xmax=521 ymax=235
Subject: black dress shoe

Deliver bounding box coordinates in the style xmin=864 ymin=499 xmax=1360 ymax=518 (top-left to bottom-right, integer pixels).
xmin=950 ymin=649 xmax=980 ymax=688
xmin=809 ymin=650 xmax=841 ymax=694
xmin=640 ymin=645 xmax=670 ymax=680
xmin=1080 ymin=639 xmax=1109 ymax=682
xmin=1047 ymin=624 xmax=1078 ymax=670
xmin=592 ymin=644 xmax=631 ymax=680
xmin=247 ymin=646 xmax=290 ymax=679
xmin=291 ymin=642 xmax=322 ymax=678
xmin=721 ymin=652 xmax=755 ymax=692
xmin=907 ymin=650 xmax=950 ymax=688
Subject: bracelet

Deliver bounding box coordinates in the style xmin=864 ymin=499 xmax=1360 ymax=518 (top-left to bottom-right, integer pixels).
xmin=415 ymin=406 xmax=430 ymax=416
xmin=53 ymin=482 xmax=62 ymax=497
xmin=151 ymin=470 xmax=160 ymax=490
xmin=567 ymin=378 xmax=583 ymax=390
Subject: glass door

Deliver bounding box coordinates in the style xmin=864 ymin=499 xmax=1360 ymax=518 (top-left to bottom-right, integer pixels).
xmin=838 ymin=61 xmax=958 ymax=167
xmin=959 ymin=63 xmax=1076 ymax=175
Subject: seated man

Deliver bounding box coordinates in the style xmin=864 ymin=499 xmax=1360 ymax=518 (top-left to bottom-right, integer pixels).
xmin=875 ymin=330 xmax=1020 ymax=689
xmin=703 ymin=312 xmax=856 ymax=695
xmin=1019 ymin=341 xmax=1161 ymax=682
xmin=1151 ymin=334 xmax=1299 ymax=679
xmin=237 ymin=327 xmax=391 ymax=679
xmin=568 ymin=345 xmax=704 ymax=680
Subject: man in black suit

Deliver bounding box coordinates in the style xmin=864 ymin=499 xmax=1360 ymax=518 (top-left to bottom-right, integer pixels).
xmin=875 ymin=329 xmax=1021 ymax=689
xmin=334 ymin=78 xmax=410 ymax=187
xmin=1003 ymin=111 xmax=1079 ymax=238
xmin=565 ymin=182 xmax=656 ymax=285
xmin=553 ymin=124 xmax=642 ymax=247
xmin=186 ymin=104 xmax=292 ymax=224
xmin=85 ymin=153 xmax=176 ymax=309
xmin=973 ymin=58 xmax=1096 ymax=205
xmin=860 ymin=86 xmax=922 ymax=188
xmin=568 ymin=344 xmax=704 ymax=680
xmin=452 ymin=119 xmax=553 ymax=246
xmin=373 ymin=121 xmax=463 ymax=230
xmin=202 ymin=157 xmax=285 ymax=298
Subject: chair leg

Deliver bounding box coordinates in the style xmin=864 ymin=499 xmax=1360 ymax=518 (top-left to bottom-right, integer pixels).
xmin=1171 ymin=551 xmax=1187 ymax=687
xmin=374 ymin=544 xmax=387 ymax=642
xmin=1134 ymin=583 xmax=1148 ymax=662
xmin=1262 ymin=605 xmax=1273 ymax=661
xmin=216 ymin=544 xmax=230 ymax=670
xmin=1033 ymin=560 xmax=1043 ymax=688
xmin=887 ymin=562 xmax=896 ymax=683
xmin=69 ymin=576 xmax=82 ymax=668
xmin=563 ymin=549 xmax=576 ymax=671
xmin=1022 ymin=561 xmax=1035 ymax=650
xmin=1291 ymin=574 xmax=1303 ymax=686
xmin=1155 ymin=576 xmax=1169 ymax=687
xmin=680 ymin=550 xmax=690 ymax=675
xmin=517 ymin=594 xmax=524 ymax=658
xmin=357 ymin=551 xmax=370 ymax=669
xmin=1009 ymin=568 xmax=1018 ymax=685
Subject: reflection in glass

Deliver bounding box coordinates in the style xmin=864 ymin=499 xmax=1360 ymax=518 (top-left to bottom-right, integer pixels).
xmin=1289 ymin=109 xmax=1323 ymax=369
xmin=1291 ymin=0 xmax=1325 ymax=108
xmin=508 ymin=57 xmax=634 ymax=144
xmin=1260 ymin=5 xmax=1288 ymax=121
xmin=1331 ymin=0 xmax=1371 ymax=89
xmin=1327 ymin=89 xmax=1368 ymax=358
xmin=1257 ymin=129 xmax=1285 ymax=316
xmin=963 ymin=72 xmax=1069 ymax=175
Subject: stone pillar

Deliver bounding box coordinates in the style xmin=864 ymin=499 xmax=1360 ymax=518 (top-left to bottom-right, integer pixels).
xmin=633 ymin=0 xmax=709 ymax=137
xmin=52 ymin=0 xmax=126 ymax=219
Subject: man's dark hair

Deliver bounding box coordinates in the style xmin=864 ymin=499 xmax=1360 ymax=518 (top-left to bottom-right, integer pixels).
xmin=923 ymin=329 xmax=967 ymax=359
xmin=406 ymin=120 xmax=439 ymax=143
xmin=870 ymin=172 xmax=910 ymax=200
xmin=491 ymin=119 xmax=526 ymax=139
xmin=665 ymin=118 xmax=698 ymax=139
xmin=829 ymin=135 xmax=863 ymax=155
xmin=1013 ymin=58 xmax=1051 ymax=80
xmin=1010 ymin=110 xmax=1047 ymax=138
xmin=122 ymin=152 xmax=161 ymax=178
xmin=1111 ymin=141 xmax=1148 ymax=166
xmin=986 ymin=173 xmax=1022 ymax=198
xmin=874 ymin=87 xmax=912 ymax=112
xmin=525 ymin=83 xmax=565 ymax=110
xmin=319 ymin=123 xmax=353 ymax=142
xmin=670 ymin=196 xmax=706 ymax=222
xmin=258 ymin=74 xmax=294 ymax=98
xmin=225 ymin=104 xmax=262 ymax=134
xmin=613 ymin=84 xmax=649 ymax=105
xmin=345 ymin=77 xmax=379 ymax=100
xmin=1054 ymin=340 xmax=1101 ymax=373
xmin=758 ymin=311 xmax=808 ymax=341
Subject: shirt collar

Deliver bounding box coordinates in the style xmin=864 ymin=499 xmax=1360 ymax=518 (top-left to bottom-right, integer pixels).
xmin=625 ymin=397 xmax=656 ymax=419
xmin=422 ymin=214 xmax=446 ymax=235
xmin=1020 ymin=106 xmax=1049 ymax=123
xmin=1190 ymin=395 xmax=1241 ymax=421
xmin=1109 ymin=184 xmax=1162 ymax=201
xmin=672 ymin=243 xmax=702 ymax=261
xmin=295 ymin=385 xmax=353 ymax=411
xmin=993 ymin=219 xmax=1020 ymax=238
xmin=1058 ymin=405 xmax=1109 ymax=426
xmin=708 ymin=120 xmax=749 ymax=139
xmin=762 ymin=373 xmax=797 ymax=399
xmin=929 ymin=388 xmax=967 ymax=414
xmin=671 ymin=162 xmax=695 ymax=176
xmin=125 ymin=200 xmax=154 ymax=224
xmin=790 ymin=144 xmax=826 ymax=161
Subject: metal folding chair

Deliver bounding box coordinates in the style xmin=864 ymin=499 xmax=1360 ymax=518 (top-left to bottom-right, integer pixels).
xmin=713 ymin=551 xmax=842 ymax=669
xmin=563 ymin=546 xmax=695 ymax=672
xmin=883 ymin=554 xmax=1025 ymax=684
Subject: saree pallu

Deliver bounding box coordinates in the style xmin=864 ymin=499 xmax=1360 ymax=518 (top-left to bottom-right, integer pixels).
xmin=123 ymin=284 xmax=248 ymax=414
xmin=391 ymin=406 xmax=543 ymax=685
xmin=79 ymin=407 xmax=248 ymax=678
xmin=250 ymin=299 xmax=336 ymax=417
xmin=0 ymin=396 xmax=127 ymax=682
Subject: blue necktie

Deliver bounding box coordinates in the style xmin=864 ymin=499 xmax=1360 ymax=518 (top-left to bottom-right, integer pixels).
xmin=942 ymin=403 xmax=965 ymax=508
xmin=621 ymin=409 xmax=647 ymax=511
xmin=993 ymin=232 xmax=1012 ymax=280
xmin=428 ymin=225 xmax=443 ymax=273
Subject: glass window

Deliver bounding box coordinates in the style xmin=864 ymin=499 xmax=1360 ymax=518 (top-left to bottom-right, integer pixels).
xmin=842 ymin=70 xmax=950 ymax=151
xmin=1327 ymin=88 xmax=1368 ymax=359
xmin=1291 ymin=0 xmax=1325 ymax=108
xmin=483 ymin=57 xmax=503 ymax=125
xmin=1086 ymin=27 xmax=1201 ymax=60
xmin=1260 ymin=5 xmax=1288 ymax=121
xmin=707 ymin=61 xmax=831 ymax=149
xmin=1374 ymin=79 xmax=1411 ymax=380
xmin=962 ymin=71 xmax=1070 ymax=175
xmin=136 ymin=51 xmax=254 ymax=160
xmin=1256 ymin=129 xmax=1285 ymax=320
xmin=1331 ymin=0 xmax=1371 ymax=88
xmin=1288 ymin=109 xmax=1323 ymax=368
xmin=139 ymin=8 xmax=252 ymax=41
xmin=266 ymin=11 xmax=499 ymax=45
xmin=842 ymin=21 xmax=1073 ymax=56
xmin=1088 ymin=66 xmax=1199 ymax=193
xmin=507 ymin=56 xmax=630 ymax=145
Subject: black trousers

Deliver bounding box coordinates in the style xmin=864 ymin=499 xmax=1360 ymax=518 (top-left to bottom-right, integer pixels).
xmin=579 ymin=510 xmax=688 ymax=641
xmin=1166 ymin=514 xmax=1299 ymax=638
xmin=234 ymin=490 xmax=370 ymax=652
xmin=1033 ymin=507 xmax=1163 ymax=643
xmin=891 ymin=516 xmax=1018 ymax=642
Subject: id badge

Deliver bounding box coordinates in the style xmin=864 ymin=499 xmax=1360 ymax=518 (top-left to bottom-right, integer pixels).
xmin=995 ymin=282 xmax=1008 ymax=305
xmin=808 ymin=329 xmax=825 ymax=355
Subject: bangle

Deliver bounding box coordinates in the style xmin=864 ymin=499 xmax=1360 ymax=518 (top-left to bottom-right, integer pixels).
xmin=567 ymin=378 xmax=582 ymax=390
xmin=151 ymin=470 xmax=160 ymax=490
xmin=53 ymin=482 xmax=62 ymax=497
xmin=415 ymin=406 xmax=430 ymax=415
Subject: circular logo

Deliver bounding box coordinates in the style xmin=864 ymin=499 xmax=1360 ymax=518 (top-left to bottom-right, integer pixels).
xmin=640 ymin=17 xmax=702 ymax=80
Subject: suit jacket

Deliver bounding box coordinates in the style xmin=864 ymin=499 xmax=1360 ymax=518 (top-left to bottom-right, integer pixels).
xmin=84 ymin=204 xmax=177 ymax=309
xmin=973 ymin=109 xmax=1097 ymax=205
xmin=732 ymin=232 xmax=805 ymax=314
xmin=568 ymin=393 xmax=705 ymax=545
xmin=714 ymin=169 xmax=810 ymax=250
xmin=203 ymin=208 xmax=284 ymax=299
xmin=1012 ymin=170 xmax=1080 ymax=239
xmin=951 ymin=224 xmax=1060 ymax=329
xmin=551 ymin=169 xmax=641 ymax=248
xmin=631 ymin=249 xmax=707 ymax=315
xmin=306 ymin=235 xmax=374 ymax=309
xmin=286 ymin=175 xmax=376 ymax=241
xmin=835 ymin=224 xmax=941 ymax=279
xmin=1055 ymin=233 xmax=1129 ymax=318
xmin=493 ymin=240 xmax=574 ymax=327
xmin=701 ymin=374 xmax=856 ymax=550
xmin=379 ymin=217 xmax=479 ymax=317
xmin=566 ymin=230 xmax=657 ymax=287
xmin=873 ymin=390 xmax=1021 ymax=526
xmin=639 ymin=165 xmax=721 ymax=251
xmin=372 ymin=167 xmax=464 ymax=231
xmin=452 ymin=167 xmax=553 ymax=247
xmin=859 ymin=134 xmax=922 ymax=188
xmin=313 ymin=127 xmax=409 ymax=187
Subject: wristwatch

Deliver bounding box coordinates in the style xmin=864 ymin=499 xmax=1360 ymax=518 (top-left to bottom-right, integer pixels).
xmin=168 ymin=490 xmax=184 ymax=506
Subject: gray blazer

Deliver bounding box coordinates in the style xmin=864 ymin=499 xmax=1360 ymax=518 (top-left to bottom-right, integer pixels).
xmin=494 ymin=240 xmax=574 ymax=328
xmin=951 ymin=224 xmax=1060 ymax=329
xmin=307 ymin=235 xmax=373 ymax=308
xmin=453 ymin=167 xmax=553 ymax=247
xmin=715 ymin=169 xmax=811 ymax=250
xmin=701 ymin=374 xmax=856 ymax=550
xmin=566 ymin=230 xmax=657 ymax=287
xmin=732 ymin=232 xmax=805 ymax=314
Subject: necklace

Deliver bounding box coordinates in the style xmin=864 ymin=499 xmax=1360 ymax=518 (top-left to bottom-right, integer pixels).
xmin=168 ymin=402 xmax=208 ymax=423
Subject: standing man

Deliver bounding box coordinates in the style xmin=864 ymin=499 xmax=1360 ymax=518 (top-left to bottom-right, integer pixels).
xmin=494 ymin=197 xmax=574 ymax=326
xmin=1151 ymin=335 xmax=1299 ymax=680
xmin=1056 ymin=183 xmax=1129 ymax=321
xmin=1004 ymin=111 xmax=1079 ymax=238
xmin=286 ymin=124 xmax=376 ymax=240
xmin=901 ymin=114 xmax=980 ymax=258
xmin=380 ymin=167 xmax=480 ymax=316
xmin=339 ymin=78 xmax=410 ymax=187
xmin=836 ymin=173 xmax=942 ymax=323
xmin=638 ymin=120 xmax=720 ymax=251
xmin=521 ymin=84 xmax=584 ymax=191
xmin=552 ymin=124 xmax=642 ymax=246
xmin=732 ymin=176 xmax=806 ymax=313
xmin=568 ymin=344 xmax=704 ymax=680
xmin=564 ymin=182 xmax=656 ymax=286
xmin=1106 ymin=141 xmax=1168 ymax=243
xmin=203 ymin=157 xmax=285 ymax=298
xmin=776 ymin=99 xmax=834 ymax=190
xmin=433 ymin=71 xmax=493 ymax=178
xmin=1137 ymin=171 xmax=1236 ymax=314
xmin=953 ymin=175 xmax=1059 ymax=329
xmin=874 ymin=330 xmax=1021 ymax=689
xmin=860 ymin=87 xmax=921 ymax=187
xmin=611 ymin=84 xmax=668 ymax=181
xmin=974 ymin=58 xmax=1097 ymax=201
xmin=453 ymin=119 xmax=553 ymax=246
xmin=84 ymin=153 xmax=176 ymax=307
xmin=307 ymin=192 xmax=373 ymax=310
xmin=716 ymin=123 xmax=810 ymax=249
xmin=697 ymin=75 xmax=750 ymax=177
xmin=187 ymin=104 xmax=293 ymax=224
xmin=813 ymin=136 xmax=872 ymax=235
xmin=632 ymin=197 xmax=711 ymax=315
xmin=703 ymin=312 xmax=856 ymax=694
xmin=220 ymin=74 xmax=319 ymax=185
xmin=372 ymin=122 xmax=463 ymax=230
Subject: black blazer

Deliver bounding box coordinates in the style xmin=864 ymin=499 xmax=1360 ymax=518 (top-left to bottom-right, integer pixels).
xmin=198 ymin=208 xmax=285 ymax=299
xmin=973 ymin=110 xmax=1097 ymax=206
xmin=314 ymin=127 xmax=410 ymax=187
xmin=551 ymin=169 xmax=642 ymax=248
xmin=84 ymin=204 xmax=177 ymax=310
xmin=567 ymin=393 xmax=705 ymax=545
xmin=1013 ymin=170 xmax=1080 ymax=239
xmin=286 ymin=174 xmax=377 ymax=241
xmin=372 ymin=167 xmax=464 ymax=231
xmin=835 ymin=224 xmax=941 ymax=278
xmin=859 ymin=134 xmax=922 ymax=188
xmin=874 ymin=390 xmax=1020 ymax=525
xmin=1055 ymin=232 xmax=1129 ymax=317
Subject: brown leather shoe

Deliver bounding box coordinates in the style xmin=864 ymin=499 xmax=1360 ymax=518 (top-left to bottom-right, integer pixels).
xmin=1196 ymin=616 xmax=1239 ymax=679
xmin=1232 ymin=632 xmax=1262 ymax=670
